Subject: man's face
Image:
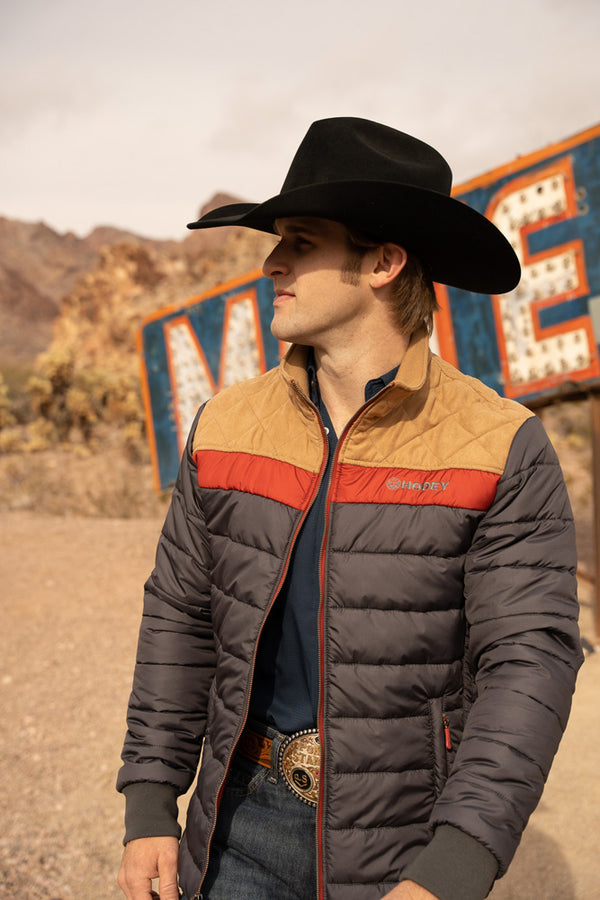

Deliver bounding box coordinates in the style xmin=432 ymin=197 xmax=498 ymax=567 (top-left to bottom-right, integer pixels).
xmin=262 ymin=217 xmax=375 ymax=350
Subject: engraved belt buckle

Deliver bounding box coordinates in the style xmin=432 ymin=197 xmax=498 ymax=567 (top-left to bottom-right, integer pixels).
xmin=278 ymin=728 xmax=320 ymax=807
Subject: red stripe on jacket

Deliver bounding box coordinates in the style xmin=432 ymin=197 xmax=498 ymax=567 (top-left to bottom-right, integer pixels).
xmin=193 ymin=449 xmax=316 ymax=509
xmin=333 ymin=464 xmax=500 ymax=510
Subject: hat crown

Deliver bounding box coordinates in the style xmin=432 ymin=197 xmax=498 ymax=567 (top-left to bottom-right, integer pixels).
xmin=281 ymin=117 xmax=453 ymax=196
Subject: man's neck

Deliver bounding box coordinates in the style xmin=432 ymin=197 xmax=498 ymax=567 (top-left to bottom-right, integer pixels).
xmin=313 ymin=331 xmax=410 ymax=436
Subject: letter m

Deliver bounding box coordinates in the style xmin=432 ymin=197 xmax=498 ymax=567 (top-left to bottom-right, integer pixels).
xmin=164 ymin=287 xmax=267 ymax=453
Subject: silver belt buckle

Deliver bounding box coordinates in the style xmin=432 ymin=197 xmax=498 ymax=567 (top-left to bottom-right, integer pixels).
xmin=278 ymin=729 xmax=320 ymax=807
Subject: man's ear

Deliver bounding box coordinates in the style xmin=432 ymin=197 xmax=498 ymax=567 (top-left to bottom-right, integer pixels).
xmin=369 ymin=243 xmax=407 ymax=288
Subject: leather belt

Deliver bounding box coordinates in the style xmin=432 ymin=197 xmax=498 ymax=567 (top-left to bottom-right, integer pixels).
xmin=237 ymin=727 xmax=321 ymax=807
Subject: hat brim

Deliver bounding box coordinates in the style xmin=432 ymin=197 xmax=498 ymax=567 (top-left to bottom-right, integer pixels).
xmin=188 ymin=181 xmax=520 ymax=295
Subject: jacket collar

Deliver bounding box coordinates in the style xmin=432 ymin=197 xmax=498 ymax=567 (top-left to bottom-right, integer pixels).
xmin=280 ymin=327 xmax=430 ymax=400
xmin=393 ymin=326 xmax=430 ymax=393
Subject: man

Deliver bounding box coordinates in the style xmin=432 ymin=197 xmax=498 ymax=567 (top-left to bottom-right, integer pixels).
xmin=117 ymin=117 xmax=583 ymax=900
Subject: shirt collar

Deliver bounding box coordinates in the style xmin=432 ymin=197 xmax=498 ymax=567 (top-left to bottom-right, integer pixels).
xmin=306 ymin=349 xmax=399 ymax=406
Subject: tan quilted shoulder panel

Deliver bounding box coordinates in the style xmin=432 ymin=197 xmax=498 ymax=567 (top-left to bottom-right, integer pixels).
xmin=343 ymin=355 xmax=533 ymax=475
xmin=192 ymin=366 xmax=324 ymax=474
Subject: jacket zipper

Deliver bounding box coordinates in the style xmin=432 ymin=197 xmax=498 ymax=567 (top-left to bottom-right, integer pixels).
xmin=315 ymin=383 xmax=396 ymax=900
xmin=443 ymin=713 xmax=452 ymax=751
xmin=191 ymin=380 xmax=329 ymax=900
xmin=442 ymin=712 xmax=452 ymax=779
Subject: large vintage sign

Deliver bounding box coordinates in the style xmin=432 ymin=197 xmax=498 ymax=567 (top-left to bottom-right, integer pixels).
xmin=433 ymin=123 xmax=600 ymax=404
xmin=139 ymin=124 xmax=600 ymax=491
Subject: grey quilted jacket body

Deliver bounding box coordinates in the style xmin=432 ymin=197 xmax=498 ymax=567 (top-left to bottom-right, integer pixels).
xmin=118 ymin=332 xmax=582 ymax=899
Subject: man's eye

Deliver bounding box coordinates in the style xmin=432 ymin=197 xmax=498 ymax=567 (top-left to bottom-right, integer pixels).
xmin=294 ymin=236 xmax=312 ymax=250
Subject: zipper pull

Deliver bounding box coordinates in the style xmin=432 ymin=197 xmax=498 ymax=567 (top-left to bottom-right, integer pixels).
xmin=443 ymin=713 xmax=452 ymax=751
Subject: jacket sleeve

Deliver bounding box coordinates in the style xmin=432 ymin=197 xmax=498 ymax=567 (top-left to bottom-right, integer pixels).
xmin=427 ymin=414 xmax=583 ymax=883
xmin=117 ymin=407 xmax=216 ymax=810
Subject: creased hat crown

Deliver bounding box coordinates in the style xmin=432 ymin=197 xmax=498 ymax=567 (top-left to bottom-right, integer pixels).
xmin=281 ymin=117 xmax=452 ymax=195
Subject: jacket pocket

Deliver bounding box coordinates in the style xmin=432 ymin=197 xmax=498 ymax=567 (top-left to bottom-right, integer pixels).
xmin=427 ymin=697 xmax=452 ymax=797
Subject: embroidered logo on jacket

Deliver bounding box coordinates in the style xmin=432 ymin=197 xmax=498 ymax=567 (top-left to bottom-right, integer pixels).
xmin=386 ymin=477 xmax=450 ymax=493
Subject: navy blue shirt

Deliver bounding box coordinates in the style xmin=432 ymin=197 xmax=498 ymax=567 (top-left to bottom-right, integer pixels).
xmin=249 ymin=356 xmax=399 ymax=733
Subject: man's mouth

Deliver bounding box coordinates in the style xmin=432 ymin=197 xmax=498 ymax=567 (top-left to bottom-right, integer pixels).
xmin=274 ymin=289 xmax=295 ymax=303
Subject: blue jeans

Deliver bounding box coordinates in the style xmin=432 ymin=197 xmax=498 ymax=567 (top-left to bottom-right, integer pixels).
xmin=191 ymin=722 xmax=318 ymax=899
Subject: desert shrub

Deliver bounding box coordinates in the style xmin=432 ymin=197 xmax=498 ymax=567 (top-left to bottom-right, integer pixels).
xmin=27 ymin=350 xmax=78 ymax=440
xmin=101 ymin=373 xmax=144 ymax=425
xmin=25 ymin=418 xmax=58 ymax=451
xmin=64 ymin=385 xmax=99 ymax=439
xmin=0 ymin=426 xmax=22 ymax=452
xmin=0 ymin=373 xmax=16 ymax=429
xmin=121 ymin=421 xmax=147 ymax=464
xmin=26 ymin=349 xmax=145 ymax=446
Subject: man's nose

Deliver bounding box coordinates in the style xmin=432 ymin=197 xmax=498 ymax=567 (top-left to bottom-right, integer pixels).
xmin=262 ymin=244 xmax=290 ymax=278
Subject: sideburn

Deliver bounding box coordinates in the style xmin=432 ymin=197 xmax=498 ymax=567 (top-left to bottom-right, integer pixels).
xmin=339 ymin=251 xmax=363 ymax=287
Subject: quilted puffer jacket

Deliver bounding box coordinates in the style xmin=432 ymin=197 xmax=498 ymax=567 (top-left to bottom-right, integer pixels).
xmin=118 ymin=329 xmax=582 ymax=900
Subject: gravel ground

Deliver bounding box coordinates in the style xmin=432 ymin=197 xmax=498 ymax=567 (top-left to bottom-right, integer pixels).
xmin=1 ymin=511 xmax=598 ymax=899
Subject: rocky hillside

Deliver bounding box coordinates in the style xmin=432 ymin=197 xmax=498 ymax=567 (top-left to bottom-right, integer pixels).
xmin=0 ymin=217 xmax=170 ymax=363
xmin=0 ymin=201 xmax=275 ymax=518
xmin=0 ymin=194 xmax=260 ymax=365
xmin=41 ymin=224 xmax=273 ymax=381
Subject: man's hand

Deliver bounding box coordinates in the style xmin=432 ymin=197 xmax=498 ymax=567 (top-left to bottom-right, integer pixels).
xmin=117 ymin=836 xmax=179 ymax=900
xmin=382 ymin=880 xmax=439 ymax=900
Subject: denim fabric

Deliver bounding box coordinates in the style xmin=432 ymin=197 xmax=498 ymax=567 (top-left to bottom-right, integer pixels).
xmin=194 ymin=722 xmax=318 ymax=899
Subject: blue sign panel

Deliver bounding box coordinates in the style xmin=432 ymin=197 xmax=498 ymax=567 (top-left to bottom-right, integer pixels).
xmin=139 ymin=271 xmax=278 ymax=490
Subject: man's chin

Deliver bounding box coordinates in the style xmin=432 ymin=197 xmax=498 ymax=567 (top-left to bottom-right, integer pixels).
xmin=270 ymin=315 xmax=316 ymax=347
xmin=271 ymin=323 xmax=297 ymax=344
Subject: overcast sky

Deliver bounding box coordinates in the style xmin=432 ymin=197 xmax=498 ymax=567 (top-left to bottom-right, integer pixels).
xmin=1 ymin=0 xmax=598 ymax=240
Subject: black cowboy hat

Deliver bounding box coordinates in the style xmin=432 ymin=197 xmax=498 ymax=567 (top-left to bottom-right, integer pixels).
xmin=187 ymin=117 xmax=520 ymax=295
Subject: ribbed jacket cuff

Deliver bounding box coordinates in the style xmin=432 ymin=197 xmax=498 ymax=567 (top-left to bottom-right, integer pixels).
xmin=122 ymin=782 xmax=182 ymax=845
xmin=402 ymin=825 xmax=498 ymax=900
